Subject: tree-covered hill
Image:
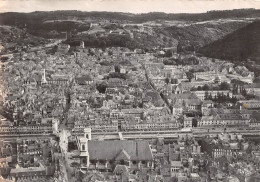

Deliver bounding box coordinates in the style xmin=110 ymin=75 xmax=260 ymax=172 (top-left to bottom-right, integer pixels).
xmin=199 ymin=21 xmax=260 ymax=63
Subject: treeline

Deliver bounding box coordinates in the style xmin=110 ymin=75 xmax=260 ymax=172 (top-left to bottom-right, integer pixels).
xmin=163 ymin=57 xmax=199 ymax=65
xmin=66 ymin=34 xmax=139 ymax=49
xmin=205 ymin=92 xmax=237 ymax=103
xmin=0 ymin=12 xmax=91 ymax=38
xmin=191 ymin=82 xmax=230 ymax=91
xmin=134 ymin=9 xmax=260 ymax=22
xmin=161 ymin=20 xmax=248 ymax=52
xmin=1 ymin=9 xmax=260 ymax=25
xmin=27 ymin=21 xmax=90 ymax=38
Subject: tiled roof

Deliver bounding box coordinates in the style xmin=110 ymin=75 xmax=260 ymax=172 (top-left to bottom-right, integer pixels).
xmin=203 ymin=100 xmax=214 ymax=104
xmin=167 ymin=92 xmax=198 ymax=100
xmin=115 ymin=149 xmax=131 ymax=161
xmin=170 ymin=161 xmax=182 ymax=167
xmin=215 ymin=113 xmax=245 ymax=120
xmin=201 ymin=115 xmax=214 ymax=121
xmin=184 ymin=99 xmax=202 ymax=106
xmin=10 ymin=164 xmax=45 ymax=174
xmin=121 ymin=108 xmax=144 ymax=114
xmin=88 ymin=140 xmax=153 ymax=161
xmin=51 ymin=74 xmax=69 ymax=80
xmin=76 ymin=75 xmax=93 ymax=84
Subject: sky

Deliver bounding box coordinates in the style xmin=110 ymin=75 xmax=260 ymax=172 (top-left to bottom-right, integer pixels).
xmin=0 ymin=0 xmax=260 ymax=14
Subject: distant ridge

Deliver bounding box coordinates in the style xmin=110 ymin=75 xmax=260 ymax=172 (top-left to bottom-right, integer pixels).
xmin=0 ymin=9 xmax=260 ymax=24
xmin=0 ymin=9 xmax=259 ymax=52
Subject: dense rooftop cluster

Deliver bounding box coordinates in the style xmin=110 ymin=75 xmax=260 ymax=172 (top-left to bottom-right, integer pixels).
xmin=0 ymin=14 xmax=260 ymax=182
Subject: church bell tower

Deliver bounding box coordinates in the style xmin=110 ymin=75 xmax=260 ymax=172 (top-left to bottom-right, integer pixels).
xmin=79 ymin=128 xmax=91 ymax=168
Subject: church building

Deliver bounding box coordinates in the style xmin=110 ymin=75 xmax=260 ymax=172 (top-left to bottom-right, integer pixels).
xmin=77 ymin=128 xmax=154 ymax=172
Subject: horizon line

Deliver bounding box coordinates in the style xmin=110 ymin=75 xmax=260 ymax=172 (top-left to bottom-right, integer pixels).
xmin=0 ymin=8 xmax=259 ymax=15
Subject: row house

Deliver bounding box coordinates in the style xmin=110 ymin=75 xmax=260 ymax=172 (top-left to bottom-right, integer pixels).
xmin=17 ymin=140 xmax=43 ymax=156
xmin=183 ymin=116 xmax=193 ymax=128
xmin=249 ymin=119 xmax=260 ymax=128
xmin=150 ymin=76 xmax=166 ymax=85
xmin=198 ymin=114 xmax=249 ymax=127
xmin=237 ymin=100 xmax=260 ymax=110
xmin=121 ymin=120 xmax=179 ymax=131
xmin=193 ymin=71 xmax=217 ymax=80
xmin=171 ymin=99 xmax=202 ymax=116
xmin=193 ymin=90 xmax=233 ymax=101
xmin=73 ymin=118 xmax=118 ymax=133
xmin=10 ymin=163 xmax=55 ymax=181
xmin=144 ymin=62 xmax=164 ymax=70
xmin=212 ymin=146 xmax=239 ymax=159
xmin=0 ymin=118 xmax=57 ymax=135
xmin=24 ymin=74 xmax=70 ymax=86
xmin=243 ymin=83 xmax=260 ymax=95
xmin=121 ymin=108 xmax=144 ymax=118
xmin=90 ymin=119 xmax=118 ymax=132
xmin=198 ymin=115 xmax=214 ymax=127
xmin=0 ymin=125 xmax=53 ymax=135
xmin=47 ymin=74 xmax=70 ymax=85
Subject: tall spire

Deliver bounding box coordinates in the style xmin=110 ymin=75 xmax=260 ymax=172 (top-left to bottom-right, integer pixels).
xmin=42 ymin=69 xmax=47 ymax=83
xmin=214 ymin=64 xmax=221 ymax=84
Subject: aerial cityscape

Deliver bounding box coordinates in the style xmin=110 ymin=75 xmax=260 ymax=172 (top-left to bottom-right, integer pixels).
xmin=0 ymin=3 xmax=260 ymax=182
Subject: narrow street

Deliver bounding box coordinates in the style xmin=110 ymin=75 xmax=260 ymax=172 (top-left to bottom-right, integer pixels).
xmin=141 ymin=62 xmax=171 ymax=111
xmin=58 ymin=129 xmax=71 ymax=182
